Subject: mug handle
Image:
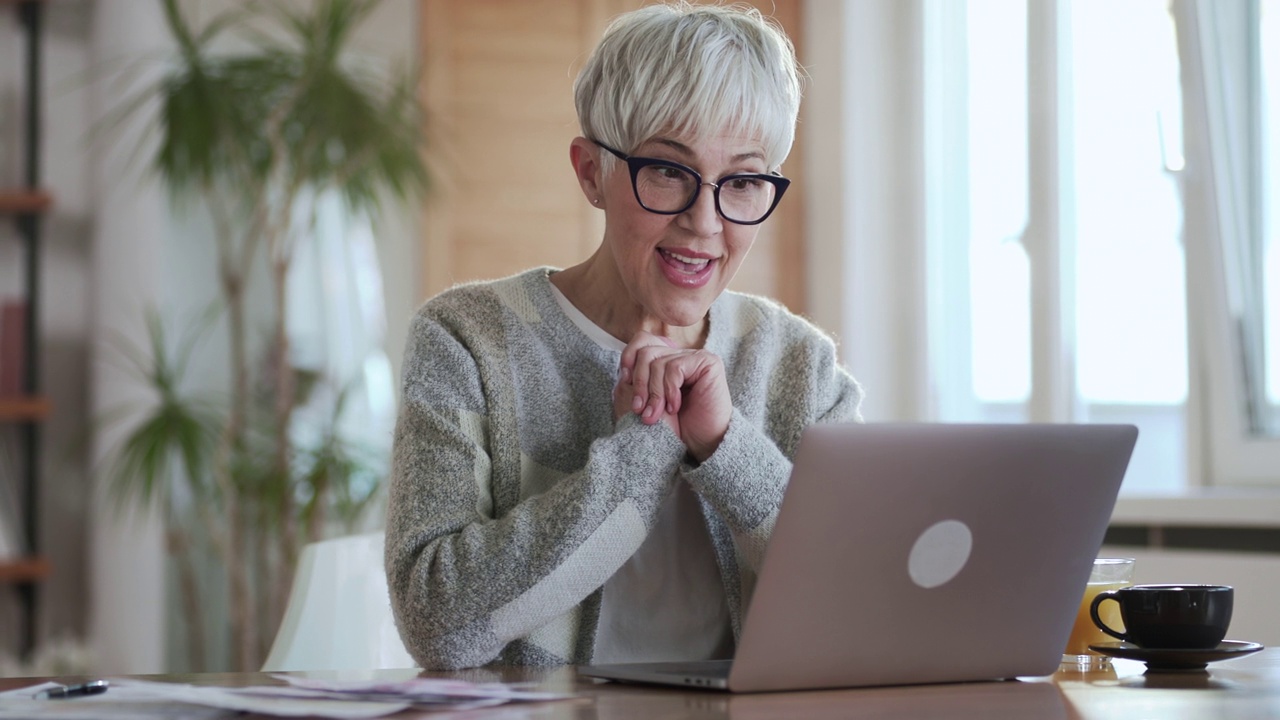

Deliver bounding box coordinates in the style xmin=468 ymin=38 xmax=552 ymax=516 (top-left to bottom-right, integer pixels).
xmin=1089 ymin=591 xmax=1128 ymax=641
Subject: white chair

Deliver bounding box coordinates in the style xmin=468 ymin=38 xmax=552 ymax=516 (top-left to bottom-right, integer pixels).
xmin=262 ymin=531 xmax=418 ymax=672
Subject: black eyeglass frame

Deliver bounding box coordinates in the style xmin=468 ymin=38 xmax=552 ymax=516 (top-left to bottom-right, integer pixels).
xmin=592 ymin=140 xmax=791 ymax=226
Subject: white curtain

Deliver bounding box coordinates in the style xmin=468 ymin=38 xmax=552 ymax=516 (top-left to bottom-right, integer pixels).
xmin=286 ymin=190 xmax=397 ymax=520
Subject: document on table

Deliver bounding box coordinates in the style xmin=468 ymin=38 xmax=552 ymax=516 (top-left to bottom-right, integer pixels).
xmin=0 ymin=676 xmax=576 ymax=719
xmin=0 ymin=682 xmax=232 ymax=720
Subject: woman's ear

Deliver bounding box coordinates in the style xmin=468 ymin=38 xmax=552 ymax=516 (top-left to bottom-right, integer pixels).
xmin=569 ymin=137 xmax=606 ymax=208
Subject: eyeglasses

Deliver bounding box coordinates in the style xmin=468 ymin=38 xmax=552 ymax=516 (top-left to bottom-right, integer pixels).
xmin=593 ymin=140 xmax=790 ymax=225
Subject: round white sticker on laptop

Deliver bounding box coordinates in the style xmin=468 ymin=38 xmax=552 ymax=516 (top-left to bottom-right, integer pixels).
xmin=908 ymin=519 xmax=973 ymax=589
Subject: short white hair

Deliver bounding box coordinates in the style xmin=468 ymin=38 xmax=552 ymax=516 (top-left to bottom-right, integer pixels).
xmin=574 ymin=2 xmax=803 ymax=172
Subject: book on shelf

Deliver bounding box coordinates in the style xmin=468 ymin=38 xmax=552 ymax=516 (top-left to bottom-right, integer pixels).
xmin=0 ymin=299 xmax=24 ymax=397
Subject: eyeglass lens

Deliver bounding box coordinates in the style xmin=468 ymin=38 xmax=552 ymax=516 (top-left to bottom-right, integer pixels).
xmin=634 ymin=164 xmax=777 ymax=223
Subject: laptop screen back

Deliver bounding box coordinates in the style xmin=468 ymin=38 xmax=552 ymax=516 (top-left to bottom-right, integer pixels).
xmin=727 ymin=423 xmax=1137 ymax=692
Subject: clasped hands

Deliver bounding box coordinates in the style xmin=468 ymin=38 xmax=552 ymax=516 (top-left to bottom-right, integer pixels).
xmin=613 ymin=330 xmax=729 ymax=463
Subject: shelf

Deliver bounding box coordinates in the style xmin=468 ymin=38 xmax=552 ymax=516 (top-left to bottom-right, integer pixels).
xmin=0 ymin=396 xmax=51 ymax=422
xmin=0 ymin=189 xmax=52 ymax=214
xmin=2 ymin=0 xmax=45 ymax=661
xmin=0 ymin=557 xmax=49 ymax=584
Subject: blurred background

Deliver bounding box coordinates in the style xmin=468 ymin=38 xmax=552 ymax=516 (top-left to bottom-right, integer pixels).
xmin=0 ymin=0 xmax=1277 ymax=676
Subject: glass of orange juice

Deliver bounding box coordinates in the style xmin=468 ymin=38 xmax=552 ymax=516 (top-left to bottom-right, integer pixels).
xmin=1062 ymin=558 xmax=1135 ymax=668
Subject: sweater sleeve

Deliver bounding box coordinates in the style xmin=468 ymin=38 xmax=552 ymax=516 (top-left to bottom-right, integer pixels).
xmin=681 ymin=328 xmax=864 ymax=575
xmin=384 ymin=315 xmax=684 ymax=669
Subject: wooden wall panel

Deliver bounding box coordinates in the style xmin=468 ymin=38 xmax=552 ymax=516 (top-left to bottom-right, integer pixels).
xmin=419 ymin=0 xmax=806 ymax=314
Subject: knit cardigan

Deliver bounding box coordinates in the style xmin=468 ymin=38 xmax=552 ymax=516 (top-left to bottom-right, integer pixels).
xmin=385 ymin=267 xmax=864 ymax=669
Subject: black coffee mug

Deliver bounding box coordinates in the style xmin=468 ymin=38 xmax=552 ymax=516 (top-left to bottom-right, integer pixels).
xmin=1089 ymin=584 xmax=1233 ymax=650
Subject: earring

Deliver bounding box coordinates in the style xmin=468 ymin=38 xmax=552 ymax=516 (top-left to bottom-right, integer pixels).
xmin=592 ymin=198 xmax=600 ymax=205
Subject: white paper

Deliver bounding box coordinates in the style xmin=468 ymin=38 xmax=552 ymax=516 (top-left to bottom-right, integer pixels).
xmin=0 ymin=675 xmax=575 ymax=719
xmin=0 ymin=681 xmax=232 ymax=720
xmin=107 ymin=680 xmax=411 ymax=719
xmin=271 ymin=675 xmax=570 ymax=703
xmin=0 ymin=682 xmax=61 ymax=699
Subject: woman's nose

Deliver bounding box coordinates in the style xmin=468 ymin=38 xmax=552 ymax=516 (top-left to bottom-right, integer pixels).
xmin=681 ymin=182 xmax=723 ymax=235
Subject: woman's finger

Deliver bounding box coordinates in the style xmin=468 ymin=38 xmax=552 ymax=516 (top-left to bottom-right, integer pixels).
xmin=619 ymin=331 xmax=675 ymax=375
xmin=629 ymin=342 xmax=670 ymax=420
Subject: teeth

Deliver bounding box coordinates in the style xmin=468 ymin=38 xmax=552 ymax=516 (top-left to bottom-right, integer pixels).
xmin=662 ymin=249 xmax=709 ymax=267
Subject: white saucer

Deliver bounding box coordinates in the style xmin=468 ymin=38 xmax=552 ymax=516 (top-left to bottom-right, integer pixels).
xmin=1088 ymin=640 xmax=1265 ymax=671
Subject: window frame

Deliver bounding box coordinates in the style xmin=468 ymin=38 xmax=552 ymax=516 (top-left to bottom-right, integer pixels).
xmin=1175 ymin=0 xmax=1280 ymax=485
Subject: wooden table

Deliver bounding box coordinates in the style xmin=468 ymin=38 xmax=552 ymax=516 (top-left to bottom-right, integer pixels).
xmin=2 ymin=649 xmax=1278 ymax=718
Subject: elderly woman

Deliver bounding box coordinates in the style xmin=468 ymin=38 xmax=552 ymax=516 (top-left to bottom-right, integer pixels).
xmin=386 ymin=1 xmax=863 ymax=670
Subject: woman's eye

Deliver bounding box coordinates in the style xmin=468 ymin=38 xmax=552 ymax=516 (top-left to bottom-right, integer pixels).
xmin=725 ymin=176 xmax=764 ymax=192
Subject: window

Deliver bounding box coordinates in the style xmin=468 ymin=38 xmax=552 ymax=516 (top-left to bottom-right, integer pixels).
xmin=1071 ymin=0 xmax=1187 ymax=493
xmin=926 ymin=0 xmax=1188 ymax=492
xmin=1177 ymin=0 xmax=1280 ymax=483
xmin=1263 ymin=0 xmax=1280 ymax=428
xmin=966 ymin=0 xmax=1030 ymax=410
xmin=808 ymin=0 xmax=1280 ymax=490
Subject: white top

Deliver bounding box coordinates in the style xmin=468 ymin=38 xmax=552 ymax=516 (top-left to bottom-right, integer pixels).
xmin=550 ymin=284 xmax=734 ymax=662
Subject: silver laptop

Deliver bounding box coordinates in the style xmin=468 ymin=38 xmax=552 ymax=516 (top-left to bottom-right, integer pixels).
xmin=579 ymin=422 xmax=1138 ymax=693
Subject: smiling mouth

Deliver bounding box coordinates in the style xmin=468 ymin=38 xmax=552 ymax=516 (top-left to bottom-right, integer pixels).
xmin=659 ymin=248 xmax=713 ymax=274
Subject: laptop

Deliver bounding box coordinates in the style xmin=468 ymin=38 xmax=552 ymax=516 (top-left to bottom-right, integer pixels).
xmin=579 ymin=422 xmax=1138 ymax=693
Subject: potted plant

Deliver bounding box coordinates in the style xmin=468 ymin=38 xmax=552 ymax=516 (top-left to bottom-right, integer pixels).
xmin=102 ymin=0 xmax=427 ymax=671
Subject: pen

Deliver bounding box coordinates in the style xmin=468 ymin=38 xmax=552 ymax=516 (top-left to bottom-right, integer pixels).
xmin=34 ymin=680 xmax=109 ymax=699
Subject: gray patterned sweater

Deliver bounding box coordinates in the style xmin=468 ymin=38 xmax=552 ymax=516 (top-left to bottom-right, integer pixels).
xmin=385 ymin=267 xmax=863 ymax=669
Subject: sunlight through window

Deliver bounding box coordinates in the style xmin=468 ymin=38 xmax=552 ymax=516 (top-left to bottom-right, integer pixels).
xmin=967 ymin=0 xmax=1030 ymax=405
xmin=1072 ymin=0 xmax=1187 ymax=405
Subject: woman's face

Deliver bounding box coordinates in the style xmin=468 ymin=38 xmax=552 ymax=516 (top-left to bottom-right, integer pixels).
xmin=599 ymin=134 xmax=768 ymax=330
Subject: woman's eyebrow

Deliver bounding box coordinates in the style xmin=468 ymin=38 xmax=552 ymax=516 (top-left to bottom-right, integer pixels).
xmin=649 ymin=138 xmax=766 ymax=166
